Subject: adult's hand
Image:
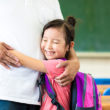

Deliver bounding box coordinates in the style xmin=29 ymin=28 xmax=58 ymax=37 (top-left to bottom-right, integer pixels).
xmin=0 ymin=42 xmax=20 ymax=69
xmin=55 ymin=59 xmax=80 ymax=86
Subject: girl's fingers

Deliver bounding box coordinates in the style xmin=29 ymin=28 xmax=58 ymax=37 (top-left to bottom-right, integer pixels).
xmin=0 ymin=62 xmax=10 ymax=69
xmin=3 ymin=56 xmax=21 ymax=66
xmin=5 ymin=51 xmax=19 ymax=62
xmin=4 ymin=52 xmax=21 ymax=66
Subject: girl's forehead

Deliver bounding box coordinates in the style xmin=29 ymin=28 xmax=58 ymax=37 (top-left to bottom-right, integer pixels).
xmin=43 ymin=27 xmax=65 ymax=38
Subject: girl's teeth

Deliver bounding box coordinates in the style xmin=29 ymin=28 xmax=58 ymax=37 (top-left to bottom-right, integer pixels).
xmin=46 ymin=51 xmax=54 ymax=55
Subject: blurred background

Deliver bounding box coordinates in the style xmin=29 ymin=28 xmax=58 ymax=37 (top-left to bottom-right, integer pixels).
xmin=59 ymin=0 xmax=110 ymax=78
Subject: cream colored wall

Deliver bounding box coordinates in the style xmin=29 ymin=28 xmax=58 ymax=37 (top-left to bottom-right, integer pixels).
xmin=77 ymin=52 xmax=110 ymax=78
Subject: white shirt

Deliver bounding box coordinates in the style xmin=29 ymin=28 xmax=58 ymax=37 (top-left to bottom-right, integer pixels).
xmin=0 ymin=0 xmax=63 ymax=105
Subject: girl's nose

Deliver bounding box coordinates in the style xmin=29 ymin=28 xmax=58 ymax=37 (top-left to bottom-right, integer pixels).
xmin=45 ymin=41 xmax=52 ymax=49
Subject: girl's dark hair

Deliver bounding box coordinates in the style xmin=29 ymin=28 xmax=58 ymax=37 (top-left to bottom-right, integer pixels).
xmin=41 ymin=16 xmax=76 ymax=58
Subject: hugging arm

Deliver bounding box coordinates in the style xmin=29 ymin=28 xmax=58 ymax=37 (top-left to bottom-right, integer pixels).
xmin=55 ymin=47 xmax=80 ymax=86
xmin=9 ymin=50 xmax=47 ymax=73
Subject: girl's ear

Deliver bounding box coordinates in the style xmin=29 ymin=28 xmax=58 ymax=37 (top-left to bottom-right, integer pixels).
xmin=70 ymin=41 xmax=74 ymax=48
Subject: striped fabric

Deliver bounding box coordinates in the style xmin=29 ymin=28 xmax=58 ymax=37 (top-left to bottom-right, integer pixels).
xmin=74 ymin=72 xmax=102 ymax=110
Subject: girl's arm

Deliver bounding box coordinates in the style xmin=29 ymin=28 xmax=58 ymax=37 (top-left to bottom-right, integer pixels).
xmin=9 ymin=50 xmax=47 ymax=73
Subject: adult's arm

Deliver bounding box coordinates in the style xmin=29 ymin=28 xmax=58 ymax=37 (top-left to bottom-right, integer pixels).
xmin=0 ymin=42 xmax=20 ymax=69
xmin=55 ymin=48 xmax=80 ymax=86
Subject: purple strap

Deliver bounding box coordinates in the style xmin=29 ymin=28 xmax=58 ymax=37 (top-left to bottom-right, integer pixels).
xmin=44 ymin=58 xmax=66 ymax=94
xmin=45 ymin=75 xmax=54 ymax=94
xmin=76 ymin=72 xmax=84 ymax=107
xmin=94 ymin=81 xmax=98 ymax=110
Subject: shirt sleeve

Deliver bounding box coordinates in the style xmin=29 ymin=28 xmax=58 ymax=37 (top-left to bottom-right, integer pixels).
xmin=42 ymin=59 xmax=65 ymax=79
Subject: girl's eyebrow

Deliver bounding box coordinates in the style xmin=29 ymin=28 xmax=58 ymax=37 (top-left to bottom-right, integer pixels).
xmin=42 ymin=36 xmax=48 ymax=39
xmin=43 ymin=35 xmax=48 ymax=38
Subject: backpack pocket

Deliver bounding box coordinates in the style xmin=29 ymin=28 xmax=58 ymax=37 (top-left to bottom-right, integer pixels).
xmin=75 ymin=106 xmax=95 ymax=110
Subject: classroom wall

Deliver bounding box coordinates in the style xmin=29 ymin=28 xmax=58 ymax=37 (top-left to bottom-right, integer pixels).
xmin=77 ymin=52 xmax=110 ymax=78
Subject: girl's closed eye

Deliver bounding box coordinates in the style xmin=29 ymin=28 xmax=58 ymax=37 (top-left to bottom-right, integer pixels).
xmin=53 ymin=40 xmax=59 ymax=44
xmin=42 ymin=38 xmax=47 ymax=42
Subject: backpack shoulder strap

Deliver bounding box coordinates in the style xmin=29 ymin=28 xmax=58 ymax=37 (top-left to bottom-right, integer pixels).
xmin=45 ymin=74 xmax=65 ymax=110
xmin=92 ymin=78 xmax=102 ymax=110
xmin=70 ymin=78 xmax=77 ymax=110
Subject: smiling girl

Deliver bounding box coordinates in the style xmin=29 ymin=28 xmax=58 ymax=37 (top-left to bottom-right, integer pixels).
xmin=10 ymin=16 xmax=76 ymax=110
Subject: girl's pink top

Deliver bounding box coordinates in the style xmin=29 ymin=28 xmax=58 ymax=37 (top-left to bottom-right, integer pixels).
xmin=40 ymin=59 xmax=71 ymax=110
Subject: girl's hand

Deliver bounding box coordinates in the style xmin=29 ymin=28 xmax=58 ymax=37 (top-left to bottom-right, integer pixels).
xmin=55 ymin=59 xmax=80 ymax=86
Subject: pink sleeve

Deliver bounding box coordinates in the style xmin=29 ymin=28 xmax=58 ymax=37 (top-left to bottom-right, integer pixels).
xmin=42 ymin=59 xmax=65 ymax=79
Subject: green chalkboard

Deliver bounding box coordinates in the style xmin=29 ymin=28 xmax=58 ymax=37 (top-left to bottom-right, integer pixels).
xmin=59 ymin=0 xmax=110 ymax=52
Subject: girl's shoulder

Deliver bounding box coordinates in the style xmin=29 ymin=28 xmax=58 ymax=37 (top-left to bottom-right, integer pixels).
xmin=43 ymin=58 xmax=66 ymax=66
xmin=42 ymin=59 xmax=66 ymax=78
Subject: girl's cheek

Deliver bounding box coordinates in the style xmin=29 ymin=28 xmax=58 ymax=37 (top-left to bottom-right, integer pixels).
xmin=41 ymin=42 xmax=45 ymax=47
xmin=41 ymin=44 xmax=45 ymax=52
xmin=53 ymin=44 xmax=58 ymax=49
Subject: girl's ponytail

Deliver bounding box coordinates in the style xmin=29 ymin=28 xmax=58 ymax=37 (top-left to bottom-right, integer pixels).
xmin=67 ymin=16 xmax=76 ymax=28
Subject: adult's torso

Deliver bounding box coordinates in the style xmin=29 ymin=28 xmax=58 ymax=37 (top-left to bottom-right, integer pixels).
xmin=0 ymin=0 xmax=63 ymax=105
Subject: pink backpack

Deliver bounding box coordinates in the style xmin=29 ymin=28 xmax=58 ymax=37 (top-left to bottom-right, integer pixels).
xmin=70 ymin=72 xmax=102 ymax=110
xmin=38 ymin=72 xmax=102 ymax=110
